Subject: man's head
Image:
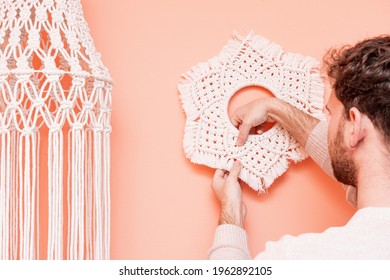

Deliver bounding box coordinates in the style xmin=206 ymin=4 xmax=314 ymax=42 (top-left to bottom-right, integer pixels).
xmin=323 ymin=35 xmax=390 ymax=187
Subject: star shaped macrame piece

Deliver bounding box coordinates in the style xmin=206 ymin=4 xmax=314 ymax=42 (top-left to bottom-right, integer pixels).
xmin=178 ymin=32 xmax=325 ymax=191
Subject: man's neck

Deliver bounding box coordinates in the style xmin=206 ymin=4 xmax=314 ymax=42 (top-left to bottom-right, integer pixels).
xmin=357 ymin=147 xmax=390 ymax=209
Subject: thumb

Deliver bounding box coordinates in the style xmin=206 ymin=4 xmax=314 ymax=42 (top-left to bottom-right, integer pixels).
xmin=228 ymin=161 xmax=242 ymax=180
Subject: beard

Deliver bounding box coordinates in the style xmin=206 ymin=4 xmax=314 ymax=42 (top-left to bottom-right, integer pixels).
xmin=328 ymin=118 xmax=358 ymax=188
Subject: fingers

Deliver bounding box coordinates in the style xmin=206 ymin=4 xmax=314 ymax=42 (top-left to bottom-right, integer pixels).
xmin=213 ymin=169 xmax=225 ymax=179
xmin=231 ymin=112 xmax=242 ymax=129
xmin=236 ymin=123 xmax=251 ymax=146
xmin=228 ymin=160 xmax=242 ymax=180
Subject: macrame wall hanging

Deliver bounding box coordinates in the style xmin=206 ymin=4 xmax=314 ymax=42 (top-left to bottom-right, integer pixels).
xmin=178 ymin=32 xmax=325 ymax=191
xmin=0 ymin=0 xmax=112 ymax=259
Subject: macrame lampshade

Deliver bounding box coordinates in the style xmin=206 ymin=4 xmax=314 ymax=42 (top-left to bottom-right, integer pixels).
xmin=0 ymin=0 xmax=112 ymax=259
xmin=178 ymin=32 xmax=325 ymax=191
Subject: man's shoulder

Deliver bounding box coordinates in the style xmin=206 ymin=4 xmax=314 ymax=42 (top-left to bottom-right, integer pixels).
xmin=255 ymin=207 xmax=390 ymax=259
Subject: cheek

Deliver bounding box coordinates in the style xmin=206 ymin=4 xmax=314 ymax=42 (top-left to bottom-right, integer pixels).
xmin=327 ymin=116 xmax=337 ymax=139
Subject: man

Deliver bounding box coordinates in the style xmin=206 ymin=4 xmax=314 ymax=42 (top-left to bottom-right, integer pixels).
xmin=208 ymin=35 xmax=390 ymax=259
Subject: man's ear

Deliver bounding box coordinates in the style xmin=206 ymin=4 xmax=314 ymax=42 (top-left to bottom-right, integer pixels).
xmin=348 ymin=107 xmax=365 ymax=148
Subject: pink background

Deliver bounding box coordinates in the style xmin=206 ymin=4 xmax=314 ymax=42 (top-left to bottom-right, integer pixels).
xmin=82 ymin=0 xmax=389 ymax=259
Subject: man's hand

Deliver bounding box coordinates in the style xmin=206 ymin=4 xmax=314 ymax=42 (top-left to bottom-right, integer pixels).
xmin=231 ymin=97 xmax=275 ymax=146
xmin=211 ymin=161 xmax=247 ymax=228
xmin=231 ymin=97 xmax=320 ymax=147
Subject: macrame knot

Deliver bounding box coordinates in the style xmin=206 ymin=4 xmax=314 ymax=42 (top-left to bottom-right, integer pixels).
xmin=72 ymin=122 xmax=83 ymax=131
xmin=0 ymin=126 xmax=8 ymax=134
xmin=8 ymin=101 xmax=19 ymax=110
xmin=92 ymin=125 xmax=103 ymax=133
xmin=43 ymin=0 xmax=54 ymax=8
xmin=16 ymin=56 xmax=29 ymax=70
xmin=19 ymin=6 xmax=31 ymax=21
xmin=33 ymin=98 xmax=45 ymax=108
xmin=6 ymin=8 xmax=16 ymax=21
xmin=94 ymin=80 xmax=105 ymax=89
xmin=49 ymin=29 xmax=63 ymax=49
xmin=72 ymin=77 xmax=85 ymax=87
xmin=49 ymin=124 xmax=62 ymax=133
xmin=82 ymin=102 xmax=93 ymax=111
xmin=27 ymin=28 xmax=40 ymax=50
xmin=69 ymin=58 xmax=82 ymax=72
xmin=60 ymin=101 xmax=73 ymax=111
xmin=100 ymin=107 xmax=111 ymax=114
xmin=21 ymin=127 xmax=34 ymax=137
xmin=43 ymin=57 xmax=57 ymax=71
xmin=46 ymin=74 xmax=61 ymax=83
xmin=52 ymin=9 xmax=64 ymax=24
xmin=103 ymin=126 xmax=112 ymax=133
xmin=35 ymin=5 xmax=47 ymax=22
xmin=66 ymin=30 xmax=79 ymax=51
xmin=9 ymin=28 xmax=21 ymax=46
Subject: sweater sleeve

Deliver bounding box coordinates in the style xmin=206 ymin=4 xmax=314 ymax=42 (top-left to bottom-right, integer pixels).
xmin=304 ymin=120 xmax=357 ymax=207
xmin=207 ymin=224 xmax=251 ymax=260
xmin=304 ymin=120 xmax=334 ymax=177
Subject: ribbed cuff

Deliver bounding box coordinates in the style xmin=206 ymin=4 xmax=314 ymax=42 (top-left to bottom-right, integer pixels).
xmin=213 ymin=224 xmax=248 ymax=247
xmin=208 ymin=224 xmax=251 ymax=259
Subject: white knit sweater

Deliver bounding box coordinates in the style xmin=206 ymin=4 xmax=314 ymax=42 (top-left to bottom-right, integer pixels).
xmin=208 ymin=121 xmax=390 ymax=259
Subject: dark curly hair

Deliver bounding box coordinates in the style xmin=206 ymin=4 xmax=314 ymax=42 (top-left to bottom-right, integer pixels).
xmin=323 ymin=35 xmax=390 ymax=143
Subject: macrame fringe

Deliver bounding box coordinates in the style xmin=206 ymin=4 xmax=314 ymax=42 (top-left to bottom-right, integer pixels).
xmin=85 ymin=130 xmax=93 ymax=259
xmin=91 ymin=128 xmax=110 ymax=260
xmin=0 ymin=124 xmax=110 ymax=260
xmin=68 ymin=127 xmax=85 ymax=260
xmin=47 ymin=129 xmax=63 ymax=260
xmin=102 ymin=128 xmax=111 ymax=260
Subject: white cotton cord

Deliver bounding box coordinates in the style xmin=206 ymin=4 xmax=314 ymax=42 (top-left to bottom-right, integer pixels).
xmin=18 ymin=134 xmax=25 ymax=259
xmin=86 ymin=130 xmax=93 ymax=260
xmin=5 ymin=130 xmax=11 ymax=260
xmin=11 ymin=130 xmax=19 ymax=260
xmin=24 ymin=134 xmax=30 ymax=260
xmin=15 ymin=131 xmax=38 ymax=260
xmin=68 ymin=127 xmax=86 ymax=260
xmin=69 ymin=129 xmax=76 ymax=259
xmin=0 ymin=131 xmax=7 ymax=259
xmin=58 ymin=130 xmax=64 ymax=260
xmin=93 ymin=130 xmax=103 ymax=259
xmin=78 ymin=129 xmax=85 ymax=259
xmin=103 ymin=130 xmax=111 ymax=259
xmin=67 ymin=130 xmax=71 ymax=259
xmin=30 ymin=131 xmax=37 ymax=259
xmin=36 ymin=131 xmax=40 ymax=260
xmin=47 ymin=129 xmax=64 ymax=260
